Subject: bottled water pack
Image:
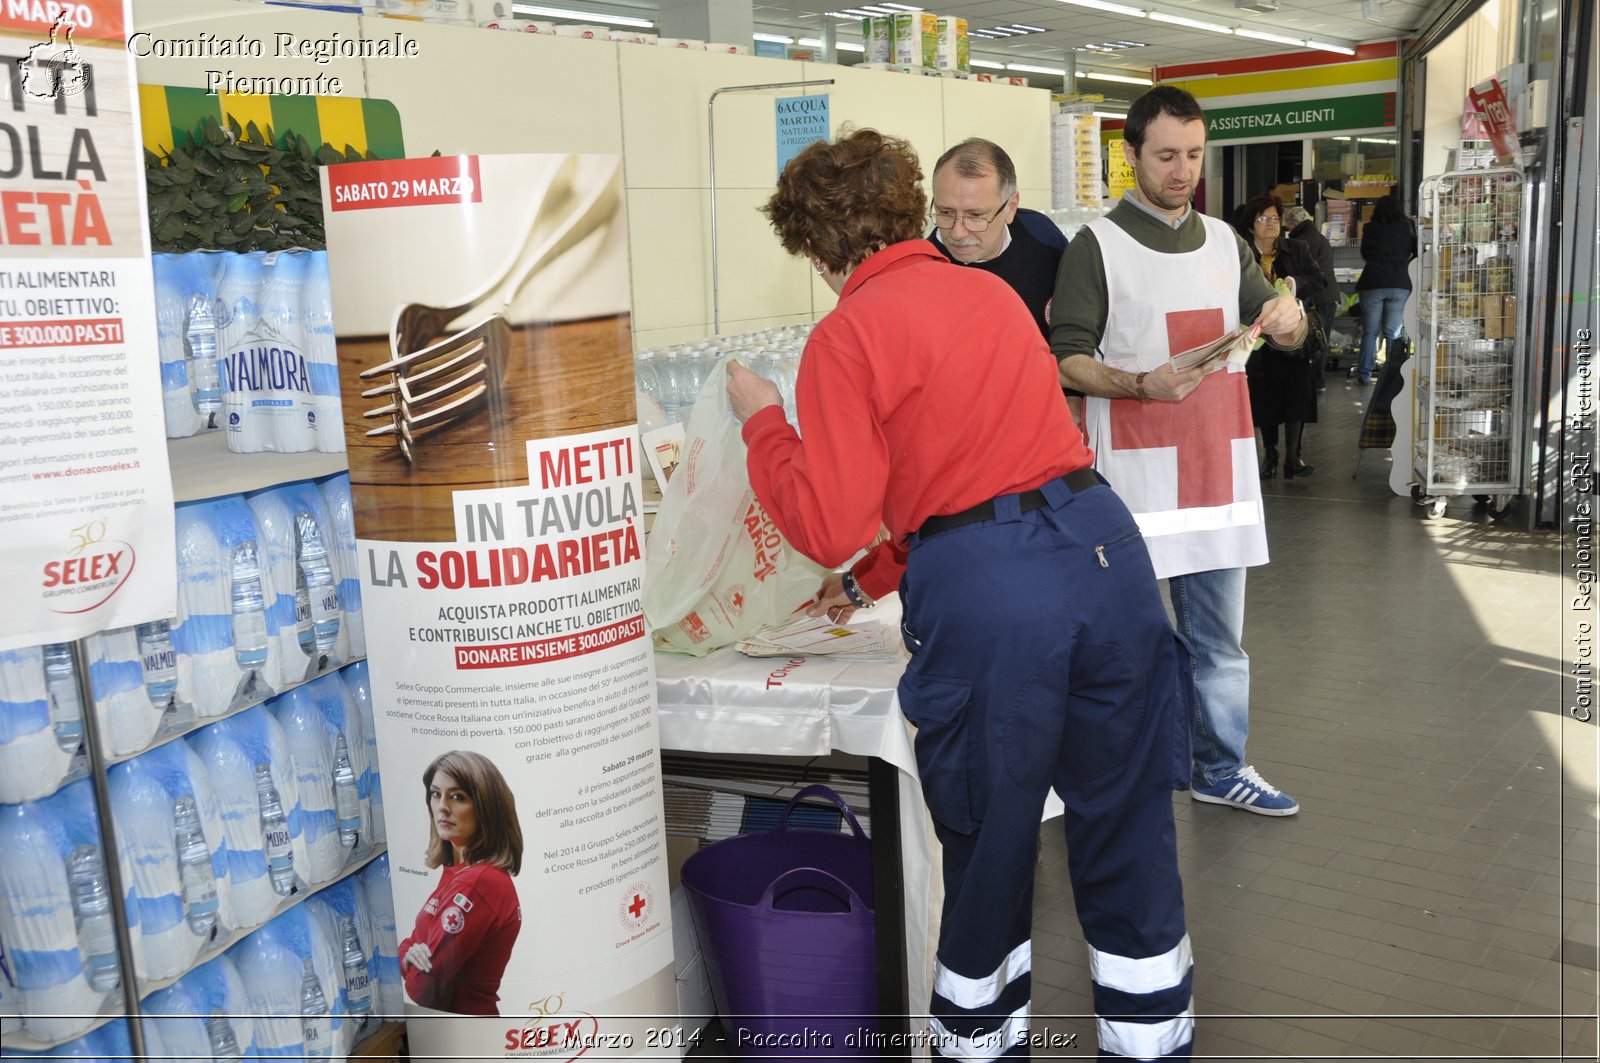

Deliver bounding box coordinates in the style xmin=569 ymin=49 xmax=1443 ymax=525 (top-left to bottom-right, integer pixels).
xmin=216 ymin=251 xmax=345 ymax=456
xmin=1 ymin=1016 xmax=138 ymax=1059
xmin=305 ymin=880 xmax=377 ymax=1050
xmin=270 ymin=679 xmax=362 ymax=888
xmin=189 ymin=708 xmax=307 ymax=928
xmin=0 ymin=779 xmax=129 ymax=1043
xmin=339 ymin=661 xmax=383 ymax=846
xmin=107 ymin=752 xmax=207 ymax=981
xmin=357 ymin=855 xmax=402 ymax=1019
xmin=174 ymin=496 xmax=283 ymax=715
xmin=0 ymin=644 xmax=83 ymax=804
xmin=86 ymin=618 xmax=181 ymax=760
xmin=228 ymin=904 xmax=345 ymax=1061
xmin=246 ymin=481 xmax=346 ymax=684
xmin=154 ymin=253 xmax=223 ymax=440
xmin=179 ymin=952 xmax=255 ymax=1060
xmin=317 ymin=473 xmax=365 ymax=660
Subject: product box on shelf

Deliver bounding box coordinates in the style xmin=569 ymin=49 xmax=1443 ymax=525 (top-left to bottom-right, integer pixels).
xmin=552 ymin=23 xmax=608 ymax=38
xmin=892 ymin=11 xmax=937 ymax=67
xmin=608 ymin=29 xmax=657 ymax=44
xmin=861 ymin=16 xmax=892 ymax=62
xmin=935 ymin=16 xmax=968 ymax=72
xmin=657 ymin=37 xmax=706 ymax=48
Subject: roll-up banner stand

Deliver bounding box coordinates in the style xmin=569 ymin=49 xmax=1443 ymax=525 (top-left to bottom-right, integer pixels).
xmin=322 ymin=154 xmax=677 ymax=1059
xmin=0 ymin=0 xmax=177 ymax=650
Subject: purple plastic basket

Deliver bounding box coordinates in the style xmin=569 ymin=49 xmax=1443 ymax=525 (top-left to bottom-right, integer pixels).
xmin=681 ymin=784 xmax=878 ymax=1058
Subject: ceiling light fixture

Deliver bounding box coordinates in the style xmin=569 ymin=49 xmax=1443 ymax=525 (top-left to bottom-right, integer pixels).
xmin=1233 ymin=28 xmax=1306 ymax=45
xmin=969 ymin=59 xmax=1007 ymax=69
xmin=1077 ymin=69 xmax=1153 ymax=84
xmin=1092 ymin=110 xmax=1128 ymax=119
xmin=1054 ymin=0 xmax=1148 ymax=17
xmin=1010 ymin=24 xmax=1049 ymax=32
xmin=1305 ymin=39 xmax=1357 ymax=54
xmin=1148 ymin=11 xmax=1233 ymax=32
xmin=513 ymin=3 xmax=655 ymax=26
xmin=856 ymin=5 xmax=899 ymax=13
xmin=877 ymin=2 xmax=922 ymax=8
xmin=801 ymin=37 xmax=868 ymax=51
xmin=1007 ymin=62 xmax=1065 ymax=74
xmin=753 ymin=32 xmax=794 ymax=43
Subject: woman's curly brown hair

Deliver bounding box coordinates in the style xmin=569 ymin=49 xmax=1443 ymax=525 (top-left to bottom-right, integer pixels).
xmin=762 ymin=127 xmax=927 ymax=275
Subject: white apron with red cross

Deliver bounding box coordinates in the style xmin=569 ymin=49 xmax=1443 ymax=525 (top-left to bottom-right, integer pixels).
xmin=1083 ymin=213 xmax=1269 ymax=580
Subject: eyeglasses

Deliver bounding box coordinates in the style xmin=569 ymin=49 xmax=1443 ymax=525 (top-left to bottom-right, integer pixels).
xmin=1256 ymin=213 xmax=1282 ymax=224
xmin=930 ymin=203 xmax=1008 ymax=233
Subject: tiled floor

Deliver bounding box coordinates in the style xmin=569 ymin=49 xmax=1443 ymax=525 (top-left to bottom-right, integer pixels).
xmin=1027 ymin=370 xmax=1599 ymax=1060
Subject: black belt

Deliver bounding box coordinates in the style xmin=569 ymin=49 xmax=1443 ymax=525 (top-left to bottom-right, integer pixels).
xmin=918 ymin=467 xmax=1100 ymax=540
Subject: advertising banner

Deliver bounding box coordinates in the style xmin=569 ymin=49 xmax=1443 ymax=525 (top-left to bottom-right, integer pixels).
xmin=1466 ymin=78 xmax=1521 ymax=164
xmin=0 ymin=0 xmax=177 ymax=650
xmin=323 ymin=154 xmax=677 ymax=1059
xmin=775 ymin=94 xmax=829 ymax=178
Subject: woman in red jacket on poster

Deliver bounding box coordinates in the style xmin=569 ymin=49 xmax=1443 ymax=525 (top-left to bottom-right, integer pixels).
xmin=399 ymin=750 xmax=524 ymax=1015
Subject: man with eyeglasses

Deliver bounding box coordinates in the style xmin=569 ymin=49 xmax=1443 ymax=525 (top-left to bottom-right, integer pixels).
xmin=1049 ymin=85 xmax=1308 ymax=818
xmin=928 ymin=138 xmax=1065 ymax=340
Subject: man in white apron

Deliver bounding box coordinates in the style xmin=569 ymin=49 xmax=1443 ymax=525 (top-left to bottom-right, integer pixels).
xmin=1049 ymin=86 xmax=1309 ymax=816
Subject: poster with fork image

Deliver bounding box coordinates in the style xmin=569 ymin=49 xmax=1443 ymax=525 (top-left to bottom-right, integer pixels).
xmin=322 ymin=156 xmax=681 ymax=1057
xmin=323 ymin=153 xmax=636 ymax=542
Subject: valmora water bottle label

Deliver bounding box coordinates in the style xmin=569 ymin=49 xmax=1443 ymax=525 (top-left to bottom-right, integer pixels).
xmin=223 ymin=331 xmax=316 ymax=454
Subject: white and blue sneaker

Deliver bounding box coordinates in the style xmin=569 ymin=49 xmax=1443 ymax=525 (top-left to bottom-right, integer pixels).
xmin=1192 ymin=765 xmax=1299 ymax=816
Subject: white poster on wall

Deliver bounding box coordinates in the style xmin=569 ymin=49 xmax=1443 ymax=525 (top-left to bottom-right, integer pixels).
xmin=0 ymin=0 xmax=177 ymax=650
xmin=324 ymin=153 xmax=677 ymax=1058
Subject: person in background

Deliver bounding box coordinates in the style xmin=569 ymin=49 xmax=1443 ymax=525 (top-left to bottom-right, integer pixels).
xmin=728 ymin=127 xmax=1195 ymax=1062
xmin=1355 ymin=191 xmax=1418 ymax=385
xmin=399 ymin=750 xmax=523 ymax=1015
xmin=927 ymin=137 xmax=1066 ymax=340
xmin=1236 ymin=193 xmax=1328 ymax=479
xmin=1050 ymin=85 xmax=1306 ymax=818
xmin=1282 ymin=204 xmax=1339 ymax=391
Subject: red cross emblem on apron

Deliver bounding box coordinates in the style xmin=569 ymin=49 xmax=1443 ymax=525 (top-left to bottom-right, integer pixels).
xmin=1108 ymin=308 xmax=1254 ymax=510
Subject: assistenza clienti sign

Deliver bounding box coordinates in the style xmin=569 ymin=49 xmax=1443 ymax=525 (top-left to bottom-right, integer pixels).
xmin=1205 ymin=92 xmax=1395 ymax=141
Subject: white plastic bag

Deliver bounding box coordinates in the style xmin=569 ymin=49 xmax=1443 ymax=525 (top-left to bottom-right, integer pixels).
xmin=642 ymin=359 xmax=827 ymax=655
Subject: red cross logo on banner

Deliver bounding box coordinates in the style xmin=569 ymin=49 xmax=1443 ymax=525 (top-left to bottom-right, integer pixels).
xmin=1109 ymin=308 xmax=1254 ymax=509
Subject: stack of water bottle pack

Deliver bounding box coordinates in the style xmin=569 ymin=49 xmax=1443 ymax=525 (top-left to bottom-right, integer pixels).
xmin=0 ymin=473 xmax=365 ymax=808
xmin=2 ymin=855 xmax=402 ymax=1060
xmin=633 ymin=324 xmax=812 ymax=430
xmin=0 ymin=663 xmax=394 ymax=1055
xmin=153 ymin=250 xmax=345 ymax=455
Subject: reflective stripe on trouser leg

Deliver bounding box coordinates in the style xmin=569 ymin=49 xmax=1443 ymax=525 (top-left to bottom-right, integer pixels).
xmin=899 ymin=483 xmax=1192 ymax=1063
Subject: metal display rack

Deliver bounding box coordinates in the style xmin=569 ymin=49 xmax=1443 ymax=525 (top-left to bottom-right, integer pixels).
xmin=1411 ymin=167 xmax=1528 ymax=519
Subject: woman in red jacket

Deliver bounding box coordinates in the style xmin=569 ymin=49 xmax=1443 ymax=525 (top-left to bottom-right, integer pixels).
xmin=399 ymin=750 xmax=523 ymax=1015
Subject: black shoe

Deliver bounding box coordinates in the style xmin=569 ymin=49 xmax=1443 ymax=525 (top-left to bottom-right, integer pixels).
xmin=1285 ymin=458 xmax=1314 ymax=479
xmin=1260 ymin=448 xmax=1279 ymax=479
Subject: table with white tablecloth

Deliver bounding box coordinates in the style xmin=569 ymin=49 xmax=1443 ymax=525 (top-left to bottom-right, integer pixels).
xmin=652 ymin=599 xmax=937 ymax=1058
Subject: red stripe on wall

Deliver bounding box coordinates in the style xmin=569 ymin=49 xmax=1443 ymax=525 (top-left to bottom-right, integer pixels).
xmin=1156 ymin=40 xmax=1400 ymax=82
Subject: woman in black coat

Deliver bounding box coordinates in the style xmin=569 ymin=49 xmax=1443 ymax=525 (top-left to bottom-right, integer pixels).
xmin=1236 ymin=192 xmax=1328 ymax=479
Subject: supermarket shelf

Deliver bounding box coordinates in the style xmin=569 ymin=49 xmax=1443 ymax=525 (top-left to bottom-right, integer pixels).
xmin=104 ymin=654 xmax=366 ymax=767
xmin=167 ymin=431 xmax=349 ymax=503
xmin=8 ymin=844 xmax=387 ymax=1051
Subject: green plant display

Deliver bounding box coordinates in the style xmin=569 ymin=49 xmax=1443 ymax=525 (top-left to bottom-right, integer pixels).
xmin=144 ymin=114 xmax=376 ymax=254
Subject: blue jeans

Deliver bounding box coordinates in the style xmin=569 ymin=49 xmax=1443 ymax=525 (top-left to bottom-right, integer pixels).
xmin=1167 ymin=567 xmax=1248 ymax=788
xmin=1358 ymin=287 xmax=1409 ymax=381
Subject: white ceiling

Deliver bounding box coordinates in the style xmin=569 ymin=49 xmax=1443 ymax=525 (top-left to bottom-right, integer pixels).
xmin=554 ymin=0 xmax=1431 ymax=104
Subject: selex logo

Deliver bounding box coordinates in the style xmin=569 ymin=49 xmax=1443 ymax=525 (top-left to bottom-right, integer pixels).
xmin=41 ymin=518 xmax=135 ymax=614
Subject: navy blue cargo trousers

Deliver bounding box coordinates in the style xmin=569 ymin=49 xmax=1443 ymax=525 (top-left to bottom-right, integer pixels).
xmin=897 ymin=475 xmax=1194 ymax=1061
